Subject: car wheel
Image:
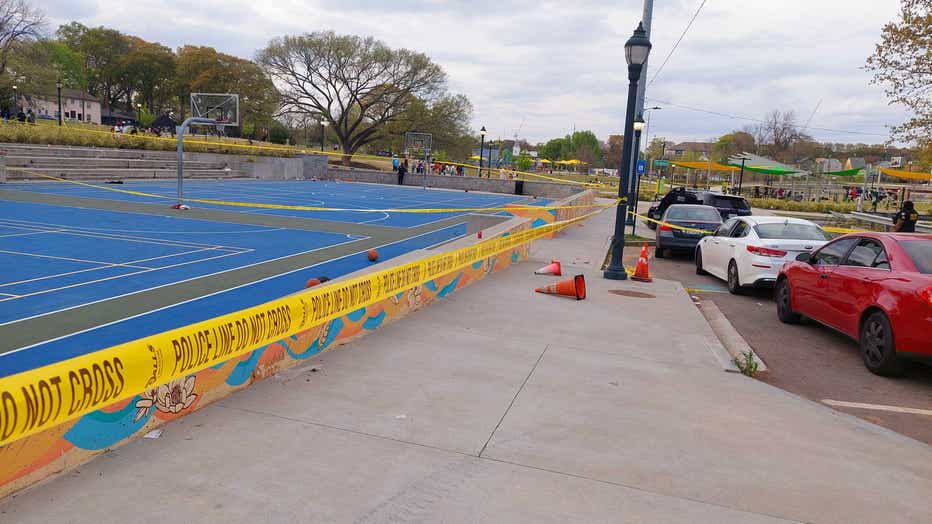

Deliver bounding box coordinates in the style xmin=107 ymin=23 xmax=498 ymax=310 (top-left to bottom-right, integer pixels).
xmin=727 ymin=260 xmax=743 ymax=295
xmin=695 ymin=248 xmax=707 ymax=275
xmin=859 ymin=311 xmax=904 ymax=377
xmin=655 ymin=246 xmax=665 ymax=259
xmin=775 ymin=278 xmax=800 ymax=324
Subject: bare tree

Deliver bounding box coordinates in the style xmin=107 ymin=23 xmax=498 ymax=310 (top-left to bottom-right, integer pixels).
xmin=0 ymin=0 xmax=45 ymax=75
xmin=257 ymin=31 xmax=447 ymax=163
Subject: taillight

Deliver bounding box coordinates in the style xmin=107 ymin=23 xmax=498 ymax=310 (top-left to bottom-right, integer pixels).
xmin=919 ymin=287 xmax=932 ymax=307
xmin=747 ymin=245 xmax=787 ymax=257
xmin=659 ymin=224 xmax=672 ymax=232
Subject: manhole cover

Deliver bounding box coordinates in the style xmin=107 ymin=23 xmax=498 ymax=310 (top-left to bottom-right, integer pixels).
xmin=608 ymin=290 xmax=655 ymax=299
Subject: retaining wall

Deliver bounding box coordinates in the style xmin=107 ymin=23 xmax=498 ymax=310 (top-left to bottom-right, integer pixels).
xmin=0 ymin=189 xmax=596 ymax=499
xmin=323 ymin=168 xmax=583 ymax=199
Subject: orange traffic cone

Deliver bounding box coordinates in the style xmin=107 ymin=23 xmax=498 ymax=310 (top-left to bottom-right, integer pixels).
xmin=535 ymin=274 xmax=586 ymax=300
xmin=631 ymin=243 xmax=652 ymax=283
xmin=534 ymin=260 xmax=562 ymax=276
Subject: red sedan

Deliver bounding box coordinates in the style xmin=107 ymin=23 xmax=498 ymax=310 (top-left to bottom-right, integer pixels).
xmin=776 ymin=232 xmax=932 ymax=376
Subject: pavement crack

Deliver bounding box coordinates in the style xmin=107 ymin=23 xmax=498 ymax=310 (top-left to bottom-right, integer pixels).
xmin=478 ymin=343 xmax=549 ymax=458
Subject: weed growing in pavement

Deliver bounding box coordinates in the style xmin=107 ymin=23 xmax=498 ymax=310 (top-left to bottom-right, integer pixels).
xmin=734 ymin=350 xmax=759 ymax=377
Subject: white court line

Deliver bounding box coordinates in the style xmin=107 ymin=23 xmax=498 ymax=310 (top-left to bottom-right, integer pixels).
xmin=822 ymin=400 xmax=932 ymax=417
xmin=0 ymin=219 xmax=247 ymax=251
xmin=0 ymin=236 xmax=365 ymax=329
xmin=0 ymin=293 xmax=21 ymax=298
xmin=0 ymin=249 xmax=253 ymax=303
xmin=0 ymin=246 xmax=229 ymax=289
xmin=0 ymin=249 xmax=153 ymax=269
xmin=6 ymin=220 xmax=467 ymax=355
xmin=0 ymin=230 xmax=62 ymax=239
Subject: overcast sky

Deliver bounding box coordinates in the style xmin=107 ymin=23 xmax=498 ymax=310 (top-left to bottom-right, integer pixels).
xmin=39 ymin=0 xmax=906 ymax=145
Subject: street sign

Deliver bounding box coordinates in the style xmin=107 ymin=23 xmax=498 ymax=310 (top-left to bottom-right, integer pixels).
xmin=637 ymin=159 xmax=646 ymax=175
xmin=653 ymin=159 xmax=670 ymax=167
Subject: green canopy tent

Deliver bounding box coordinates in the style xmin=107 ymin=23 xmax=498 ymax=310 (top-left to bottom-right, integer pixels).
xmin=820 ymin=168 xmax=863 ymax=177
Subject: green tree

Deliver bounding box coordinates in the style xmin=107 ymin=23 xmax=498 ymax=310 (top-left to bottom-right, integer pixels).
xmin=257 ymin=31 xmax=447 ymax=163
xmin=865 ymin=0 xmax=931 ymax=143
xmin=540 ymin=137 xmax=565 ymax=160
xmin=0 ymin=0 xmax=45 ymax=76
xmin=124 ymin=37 xmax=175 ymax=113
xmin=57 ymin=23 xmax=131 ymax=107
xmin=41 ymin=40 xmax=85 ymax=88
xmin=365 ymin=92 xmax=474 ymax=160
xmin=712 ymin=131 xmax=755 ymax=162
xmin=515 ymin=153 xmax=534 ymax=171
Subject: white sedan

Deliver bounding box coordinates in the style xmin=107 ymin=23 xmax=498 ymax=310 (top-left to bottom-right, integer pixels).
xmin=695 ymin=216 xmax=830 ymax=294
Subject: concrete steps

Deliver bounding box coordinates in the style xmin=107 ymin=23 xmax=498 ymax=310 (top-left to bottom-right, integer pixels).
xmin=1 ymin=142 xmax=246 ymax=181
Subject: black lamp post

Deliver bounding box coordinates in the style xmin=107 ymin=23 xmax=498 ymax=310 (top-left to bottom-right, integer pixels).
xmin=56 ymin=79 xmax=63 ymax=126
xmin=479 ymin=126 xmax=486 ymax=178
xmin=604 ymin=22 xmax=651 ymax=281
xmin=487 ymin=142 xmax=494 ymax=177
xmin=320 ymin=119 xmax=327 ymax=151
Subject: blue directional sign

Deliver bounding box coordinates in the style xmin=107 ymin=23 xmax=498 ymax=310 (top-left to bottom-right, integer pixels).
xmin=636 ymin=159 xmax=646 ymax=175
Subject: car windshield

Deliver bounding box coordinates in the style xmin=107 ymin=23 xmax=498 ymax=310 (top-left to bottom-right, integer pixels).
xmin=755 ymin=223 xmax=829 ymax=241
xmin=708 ymin=195 xmax=750 ymax=210
xmin=666 ymin=207 xmax=721 ymax=221
xmin=899 ymin=240 xmax=932 ymax=274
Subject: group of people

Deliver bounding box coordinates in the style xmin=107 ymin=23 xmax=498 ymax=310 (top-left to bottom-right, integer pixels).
xmin=2 ymin=109 xmax=35 ymax=123
xmin=391 ymin=156 xmax=469 ymax=185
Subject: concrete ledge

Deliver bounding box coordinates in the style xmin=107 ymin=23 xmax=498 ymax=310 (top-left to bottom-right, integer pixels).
xmin=698 ymin=300 xmax=767 ymax=373
xmin=323 ymin=167 xmax=584 ymax=199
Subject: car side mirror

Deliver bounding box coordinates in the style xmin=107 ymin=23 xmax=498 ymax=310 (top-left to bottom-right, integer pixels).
xmin=795 ymin=252 xmax=811 ymax=263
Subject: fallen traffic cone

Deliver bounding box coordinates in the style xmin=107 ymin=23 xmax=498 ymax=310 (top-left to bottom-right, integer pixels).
xmin=535 ymin=274 xmax=586 ymax=300
xmin=631 ymin=243 xmax=652 ymax=283
xmin=534 ymin=260 xmax=562 ymax=276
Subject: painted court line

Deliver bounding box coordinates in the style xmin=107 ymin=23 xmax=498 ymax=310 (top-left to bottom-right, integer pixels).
xmin=0 ymin=249 xmax=154 ymax=269
xmin=0 ymin=218 xmax=248 ymax=251
xmin=0 ymin=249 xmax=252 ymax=303
xmin=0 ymin=230 xmax=62 ymax=239
xmin=0 ymin=236 xmax=365 ymax=328
xmin=0 ymin=246 xmax=233 ymax=289
xmin=822 ymin=399 xmax=932 ymax=417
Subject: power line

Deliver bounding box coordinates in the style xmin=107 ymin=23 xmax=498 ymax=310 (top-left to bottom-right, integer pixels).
xmin=645 ymin=97 xmax=890 ymax=137
xmin=647 ymin=0 xmax=708 ymax=87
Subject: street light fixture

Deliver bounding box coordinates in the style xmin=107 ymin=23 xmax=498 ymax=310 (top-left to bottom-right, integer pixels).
xmin=479 ymin=126 xmax=487 ymax=178
xmin=604 ymin=21 xmax=651 ymax=281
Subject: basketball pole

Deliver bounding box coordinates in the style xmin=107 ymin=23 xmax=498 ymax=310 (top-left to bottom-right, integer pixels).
xmin=176 ymin=117 xmax=217 ymax=206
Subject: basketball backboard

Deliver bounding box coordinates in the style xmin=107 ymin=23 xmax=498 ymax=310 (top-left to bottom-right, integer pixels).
xmin=404 ymin=132 xmax=432 ymax=154
xmin=190 ymin=93 xmax=239 ymax=127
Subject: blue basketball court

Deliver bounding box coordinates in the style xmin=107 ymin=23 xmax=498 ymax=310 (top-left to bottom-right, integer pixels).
xmin=0 ymin=179 xmax=544 ymax=377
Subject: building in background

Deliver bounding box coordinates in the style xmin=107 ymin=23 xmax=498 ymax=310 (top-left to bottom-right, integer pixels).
xmin=19 ymin=89 xmax=101 ymax=124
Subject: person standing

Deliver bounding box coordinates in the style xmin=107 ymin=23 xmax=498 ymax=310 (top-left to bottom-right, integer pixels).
xmin=397 ymin=160 xmax=408 ymax=186
xmin=892 ymin=201 xmax=919 ymax=233
xmin=391 ymin=155 xmax=399 ymax=173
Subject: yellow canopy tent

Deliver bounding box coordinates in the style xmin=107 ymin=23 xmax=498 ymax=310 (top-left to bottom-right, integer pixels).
xmin=669 ymin=160 xmax=740 ymax=172
xmin=879 ymin=167 xmax=932 ymax=182
xmin=469 ymin=155 xmax=482 ymax=160
xmin=539 ymin=159 xmax=551 ymax=164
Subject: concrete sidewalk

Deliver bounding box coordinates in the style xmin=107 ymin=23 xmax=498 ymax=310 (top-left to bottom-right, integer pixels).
xmin=2 ymin=207 xmax=930 ymax=523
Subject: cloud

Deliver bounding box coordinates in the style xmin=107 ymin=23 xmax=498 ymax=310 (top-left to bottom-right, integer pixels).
xmin=35 ymin=0 xmax=907 ymax=145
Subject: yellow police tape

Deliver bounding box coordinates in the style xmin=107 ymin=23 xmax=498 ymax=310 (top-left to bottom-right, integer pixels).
xmin=21 ymin=170 xmax=621 ymax=214
xmin=631 ymin=210 xmax=866 ymax=236
xmin=0 ymin=207 xmax=601 ymax=446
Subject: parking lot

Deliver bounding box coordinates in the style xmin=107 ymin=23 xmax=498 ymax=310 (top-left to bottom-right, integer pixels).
xmin=622 ymin=247 xmax=932 ymax=445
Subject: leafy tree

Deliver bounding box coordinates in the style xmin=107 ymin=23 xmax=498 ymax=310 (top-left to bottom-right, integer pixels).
xmin=865 ymin=0 xmax=931 ymax=143
xmin=57 ymin=23 xmax=130 ymax=107
xmin=644 ymin=136 xmax=667 ymax=164
xmin=124 ymin=37 xmax=174 ymax=113
xmin=268 ymin=119 xmax=290 ymax=144
xmin=567 ymin=130 xmax=602 ymax=165
xmin=515 ymin=153 xmax=534 ymax=172
xmin=712 ymin=131 xmax=755 ymax=162
xmin=0 ymin=0 xmax=45 ymax=76
xmin=257 ymin=31 xmax=447 ymax=163
xmin=540 ymin=137 xmax=565 ymax=160
xmin=41 ymin=40 xmax=84 ymax=88
xmin=366 ymin=92 xmax=474 ymax=160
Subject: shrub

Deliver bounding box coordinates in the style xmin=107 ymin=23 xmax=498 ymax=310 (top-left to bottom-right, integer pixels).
xmin=749 ymin=198 xmax=856 ymax=214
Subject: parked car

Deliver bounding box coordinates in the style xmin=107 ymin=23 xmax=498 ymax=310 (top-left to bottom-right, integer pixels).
xmin=655 ymin=204 xmax=722 ymax=258
xmin=776 ymin=233 xmax=932 ymax=376
xmin=696 ymin=216 xmax=830 ymax=294
xmin=647 ymin=188 xmax=751 ymax=229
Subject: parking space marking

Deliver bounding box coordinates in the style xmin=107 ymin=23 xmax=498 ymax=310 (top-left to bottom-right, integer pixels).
xmin=823 ymin=400 xmax=932 ymax=417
